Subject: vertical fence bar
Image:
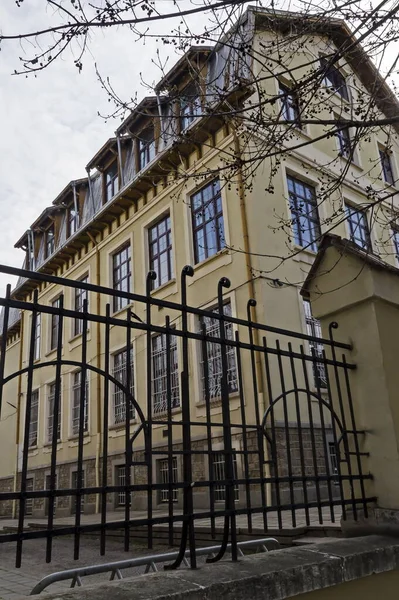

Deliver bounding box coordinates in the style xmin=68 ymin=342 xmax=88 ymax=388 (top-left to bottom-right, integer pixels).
xmin=73 ymin=297 xmax=88 ymax=560
xmin=16 ymin=289 xmax=38 ymax=567
xmin=145 ymin=272 xmax=156 ymax=551
xmin=165 ymin=266 xmax=195 ymax=570
xmin=288 ymin=342 xmax=309 ymax=526
xmin=328 ymin=323 xmax=356 ymax=520
xmin=300 ymin=346 xmax=323 ymax=525
xmin=342 ymin=355 xmax=368 ymax=518
xmin=247 ymin=300 xmax=267 ymax=530
xmin=100 ymin=303 xmax=111 ymax=555
xmin=165 ymin=315 xmax=175 ymax=546
xmin=235 ymin=329 xmax=252 ymax=533
xmin=201 ymin=321 xmax=216 ymax=539
xmin=262 ymin=336 xmax=282 ymax=529
xmin=46 ymin=294 xmax=64 ymax=563
xmin=124 ymin=309 xmax=133 ymax=553
xmin=208 ymin=278 xmax=237 ymax=564
xmin=0 ymin=285 xmax=11 ymax=416
xmin=275 ymin=339 xmax=296 ymax=527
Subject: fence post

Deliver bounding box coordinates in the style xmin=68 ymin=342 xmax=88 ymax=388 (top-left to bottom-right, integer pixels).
xmin=303 ymin=235 xmax=399 ymax=536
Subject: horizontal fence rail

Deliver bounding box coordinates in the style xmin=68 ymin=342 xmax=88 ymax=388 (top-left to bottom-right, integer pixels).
xmin=0 ymin=264 xmax=374 ymax=570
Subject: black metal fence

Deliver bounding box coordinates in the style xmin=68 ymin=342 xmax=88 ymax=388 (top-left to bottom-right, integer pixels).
xmin=0 ymin=264 xmax=374 ymax=568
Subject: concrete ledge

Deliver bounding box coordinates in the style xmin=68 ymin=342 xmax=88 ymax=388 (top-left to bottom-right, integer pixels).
xmin=39 ymin=536 xmax=399 ymax=600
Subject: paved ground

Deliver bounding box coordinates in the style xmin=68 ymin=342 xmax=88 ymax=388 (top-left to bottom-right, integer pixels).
xmin=0 ymin=507 xmax=342 ymax=599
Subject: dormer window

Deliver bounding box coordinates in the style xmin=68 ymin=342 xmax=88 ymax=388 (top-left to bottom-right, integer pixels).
xmin=320 ymin=56 xmax=349 ymax=101
xmin=181 ymin=84 xmax=201 ymax=130
xmin=279 ymin=82 xmax=300 ymax=127
xmin=379 ymin=147 xmax=395 ymax=186
xmin=68 ymin=204 xmax=79 ymax=236
xmin=45 ymin=224 xmax=55 ymax=259
xmin=105 ymin=162 xmax=119 ymax=202
xmin=139 ymin=127 xmax=155 ymax=170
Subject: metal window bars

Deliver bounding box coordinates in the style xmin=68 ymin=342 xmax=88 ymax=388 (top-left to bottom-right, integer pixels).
xmin=0 ymin=263 xmax=374 ymax=571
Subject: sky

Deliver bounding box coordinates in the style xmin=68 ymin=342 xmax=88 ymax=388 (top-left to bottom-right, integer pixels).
xmin=0 ymin=1 xmax=215 ymax=294
xmin=0 ymin=1 xmax=398 ymax=295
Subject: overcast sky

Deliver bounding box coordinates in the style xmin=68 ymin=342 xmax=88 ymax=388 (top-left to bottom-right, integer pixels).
xmin=0 ymin=1 xmax=216 ymax=295
xmin=0 ymin=1 xmax=397 ymax=296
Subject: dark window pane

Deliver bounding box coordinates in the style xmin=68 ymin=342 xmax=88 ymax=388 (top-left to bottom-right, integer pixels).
xmin=287 ymin=175 xmax=320 ymax=251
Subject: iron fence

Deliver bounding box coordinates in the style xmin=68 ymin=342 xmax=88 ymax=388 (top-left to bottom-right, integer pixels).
xmin=0 ymin=264 xmax=375 ymax=569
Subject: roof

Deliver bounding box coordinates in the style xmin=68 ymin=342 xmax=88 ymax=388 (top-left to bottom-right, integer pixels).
xmin=116 ymin=96 xmax=160 ymax=136
xmin=86 ymin=138 xmax=117 ymax=171
xmin=301 ymin=234 xmax=399 ymax=296
xmin=14 ymin=206 xmax=56 ymax=248
xmin=154 ymin=46 xmax=214 ymax=92
xmin=52 ymin=178 xmax=88 ymax=206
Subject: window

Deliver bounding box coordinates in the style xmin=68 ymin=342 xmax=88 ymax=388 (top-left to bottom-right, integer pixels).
xmin=68 ymin=205 xmax=79 ymax=236
xmin=328 ymin=441 xmax=339 ymax=485
xmin=115 ymin=465 xmax=132 ymax=507
xmin=28 ymin=390 xmax=39 ymax=447
xmin=191 ymin=179 xmax=225 ymax=263
xmin=345 ymin=204 xmax=371 ymax=251
xmin=320 ymin=56 xmax=349 ymax=100
xmin=379 ymin=148 xmax=395 ymax=185
xmin=148 ymin=215 xmax=173 ymax=288
xmin=138 ymin=128 xmax=155 ymax=170
xmin=74 ymin=276 xmax=88 ymax=336
xmin=33 ymin=313 xmax=41 ymax=361
xmin=303 ymin=300 xmax=327 ymax=389
xmin=112 ymin=348 xmax=135 ymax=424
xmin=112 ymin=244 xmax=131 ymax=313
xmin=392 ymin=227 xmax=399 ymax=263
xmin=287 ymin=175 xmax=321 ymax=252
xmin=71 ymin=371 xmax=89 ymax=435
xmin=158 ymin=457 xmax=178 ymax=503
xmin=47 ymin=382 xmax=61 ymax=443
xmin=181 ymin=84 xmax=201 ymax=130
xmin=152 ymin=332 xmax=179 ymax=414
xmin=199 ymin=301 xmax=238 ymax=401
xmin=50 ymin=297 xmax=61 ymax=351
xmin=45 ymin=474 xmax=57 ymax=515
xmin=45 ymin=225 xmax=55 ymax=259
xmin=279 ymin=82 xmax=300 ymax=126
xmin=210 ymin=452 xmax=239 ymax=502
xmin=336 ymin=127 xmax=351 ymax=158
xmin=25 ymin=478 xmax=34 ymax=516
xmin=105 ymin=162 xmax=119 ymax=202
xmin=71 ymin=471 xmax=85 ymax=514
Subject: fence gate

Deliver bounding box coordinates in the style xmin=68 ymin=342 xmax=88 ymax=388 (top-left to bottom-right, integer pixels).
xmin=0 ymin=264 xmax=375 ymax=568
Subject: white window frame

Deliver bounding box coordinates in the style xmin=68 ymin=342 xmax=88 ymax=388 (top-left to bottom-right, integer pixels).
xmin=111 ymin=346 xmax=136 ymax=425
xmin=47 ymin=381 xmax=61 ymax=443
xmin=71 ymin=370 xmax=89 ymax=436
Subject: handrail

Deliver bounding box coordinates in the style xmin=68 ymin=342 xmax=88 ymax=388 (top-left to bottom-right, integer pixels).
xmin=30 ymin=537 xmax=279 ymax=595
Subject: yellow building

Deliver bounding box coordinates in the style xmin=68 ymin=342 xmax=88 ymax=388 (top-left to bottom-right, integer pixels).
xmin=0 ymin=7 xmax=398 ymax=520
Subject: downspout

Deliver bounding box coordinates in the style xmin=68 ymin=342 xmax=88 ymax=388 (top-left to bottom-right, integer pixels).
xmin=87 ymin=231 xmax=102 ymax=513
xmin=231 ymin=123 xmax=271 ymax=505
xmin=86 ymin=168 xmax=96 ymax=214
xmin=116 ymin=134 xmax=125 ymax=188
xmin=72 ymin=181 xmax=79 ymax=222
xmin=156 ymin=92 xmax=165 ymax=146
xmin=13 ymin=311 xmax=24 ymax=518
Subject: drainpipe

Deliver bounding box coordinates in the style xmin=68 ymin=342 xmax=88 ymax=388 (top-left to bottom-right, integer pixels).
xmin=72 ymin=181 xmax=79 ymax=225
xmin=86 ymin=168 xmax=96 ymax=213
xmin=231 ymin=123 xmax=271 ymax=505
xmin=87 ymin=231 xmax=102 ymax=513
xmin=156 ymin=92 xmax=165 ymax=146
xmin=13 ymin=311 xmax=24 ymax=518
xmin=116 ymin=134 xmax=125 ymax=188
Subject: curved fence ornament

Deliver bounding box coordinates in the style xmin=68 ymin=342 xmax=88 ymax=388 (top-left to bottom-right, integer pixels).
xmin=0 ymin=263 xmax=374 ymax=571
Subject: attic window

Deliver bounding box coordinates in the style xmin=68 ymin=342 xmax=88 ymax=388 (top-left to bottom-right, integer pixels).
xmin=68 ymin=203 xmax=79 ymax=236
xmin=139 ymin=127 xmax=155 ymax=170
xmin=181 ymin=83 xmax=201 ymax=130
xmin=320 ymin=56 xmax=349 ymax=101
xmin=105 ymin=162 xmax=119 ymax=203
xmin=45 ymin=224 xmax=55 ymax=259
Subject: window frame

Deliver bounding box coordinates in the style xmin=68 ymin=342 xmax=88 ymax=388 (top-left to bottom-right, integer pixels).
xmin=392 ymin=226 xmax=399 ymax=264
xmin=68 ymin=204 xmax=79 ymax=237
xmin=50 ymin=296 xmax=61 ymax=351
xmin=74 ymin=275 xmax=89 ymax=337
xmin=210 ymin=451 xmax=239 ymax=503
xmin=47 ymin=381 xmax=61 ymax=443
xmin=320 ymin=56 xmax=349 ymax=101
xmin=191 ymin=179 xmax=225 ymax=264
xmin=71 ymin=370 xmax=89 ymax=436
xmin=345 ymin=203 xmax=372 ymax=251
xmin=278 ymin=81 xmax=301 ymax=127
xmin=138 ymin=127 xmax=156 ymax=170
xmin=148 ymin=214 xmax=174 ymax=289
xmin=157 ymin=457 xmax=178 ymax=503
xmin=45 ymin=224 xmax=55 ymax=259
xmin=303 ymin=299 xmax=327 ymax=390
xmin=33 ymin=313 xmax=41 ymax=361
xmin=287 ymin=174 xmax=321 ymax=252
xmin=28 ymin=390 xmax=39 ymax=448
xmin=71 ymin=470 xmax=85 ymax=514
xmin=336 ymin=126 xmax=352 ymax=159
xmin=105 ymin=161 xmax=119 ymax=203
xmin=379 ymin=147 xmax=395 ymax=186
xmin=151 ymin=330 xmax=180 ymax=415
xmin=112 ymin=243 xmax=132 ymax=313
xmin=180 ymin=83 xmax=202 ymax=130
xmin=111 ymin=347 xmax=135 ymax=425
